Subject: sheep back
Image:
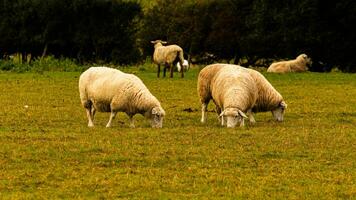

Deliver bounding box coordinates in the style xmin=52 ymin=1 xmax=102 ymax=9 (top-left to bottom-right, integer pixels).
xmin=245 ymin=68 xmax=284 ymax=112
xmin=198 ymin=64 xmax=257 ymax=112
xmin=153 ymin=45 xmax=184 ymax=65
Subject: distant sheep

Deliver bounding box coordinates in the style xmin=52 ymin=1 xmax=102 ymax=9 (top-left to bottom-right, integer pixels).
xmin=267 ymin=54 xmax=312 ymax=73
xmin=198 ymin=64 xmax=287 ymax=125
xmin=176 ymin=59 xmax=189 ymax=72
xmin=198 ymin=64 xmax=258 ymax=128
xmin=151 ymin=40 xmax=185 ymax=78
xmin=79 ymin=66 xmax=166 ymax=128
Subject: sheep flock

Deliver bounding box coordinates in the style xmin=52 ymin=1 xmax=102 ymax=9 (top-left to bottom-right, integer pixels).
xmin=79 ymin=64 xmax=287 ymax=128
xmin=77 ymin=40 xmax=308 ymax=128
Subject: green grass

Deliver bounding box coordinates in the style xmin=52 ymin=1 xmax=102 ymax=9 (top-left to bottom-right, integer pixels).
xmin=0 ymin=67 xmax=355 ymax=199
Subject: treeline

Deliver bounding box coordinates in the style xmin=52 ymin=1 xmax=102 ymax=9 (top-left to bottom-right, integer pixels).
xmin=0 ymin=0 xmax=355 ymax=72
xmin=0 ymin=0 xmax=141 ymax=64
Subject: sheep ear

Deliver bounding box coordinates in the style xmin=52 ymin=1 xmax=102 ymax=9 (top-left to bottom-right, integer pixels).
xmin=238 ymin=110 xmax=248 ymax=119
xmin=219 ymin=111 xmax=225 ymax=117
xmin=161 ymin=41 xmax=167 ymax=44
xmin=150 ymin=41 xmax=156 ymax=44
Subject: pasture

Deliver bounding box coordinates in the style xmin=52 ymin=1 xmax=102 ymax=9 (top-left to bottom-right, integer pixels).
xmin=0 ymin=67 xmax=355 ymax=199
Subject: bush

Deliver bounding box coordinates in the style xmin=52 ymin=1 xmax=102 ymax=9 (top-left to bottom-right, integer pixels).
xmin=0 ymin=56 xmax=84 ymax=73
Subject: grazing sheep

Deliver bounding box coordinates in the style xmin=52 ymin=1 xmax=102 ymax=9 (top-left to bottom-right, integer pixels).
xmin=198 ymin=64 xmax=258 ymax=128
xmin=198 ymin=64 xmax=287 ymax=125
xmin=176 ymin=59 xmax=189 ymax=72
xmin=79 ymin=66 xmax=166 ymax=128
xmin=267 ymin=54 xmax=312 ymax=73
xmin=151 ymin=40 xmax=185 ymax=78
xmin=245 ymin=67 xmax=287 ymax=123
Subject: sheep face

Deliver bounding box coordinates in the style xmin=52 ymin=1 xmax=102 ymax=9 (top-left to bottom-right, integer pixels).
xmin=150 ymin=106 xmax=166 ymax=128
xmin=220 ymin=108 xmax=248 ymax=128
xmin=271 ymin=101 xmax=287 ymax=122
xmin=299 ymin=54 xmax=312 ymax=69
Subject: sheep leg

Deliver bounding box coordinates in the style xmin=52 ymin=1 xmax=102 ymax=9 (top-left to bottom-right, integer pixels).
xmin=170 ymin=64 xmax=174 ymax=78
xmin=129 ymin=115 xmax=135 ymax=128
xmin=180 ymin=61 xmax=184 ymax=78
xmin=86 ymin=108 xmax=94 ymax=127
xmin=201 ymin=103 xmax=208 ymax=123
xmin=106 ymin=111 xmax=117 ymax=128
xmin=215 ymin=106 xmax=224 ymax=126
xmin=163 ymin=64 xmax=169 ymax=77
xmin=157 ymin=64 xmax=161 ymax=78
xmin=247 ymin=109 xmax=256 ymax=124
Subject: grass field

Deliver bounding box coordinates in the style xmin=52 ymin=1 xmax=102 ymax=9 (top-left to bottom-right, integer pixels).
xmin=0 ymin=66 xmax=355 ymax=199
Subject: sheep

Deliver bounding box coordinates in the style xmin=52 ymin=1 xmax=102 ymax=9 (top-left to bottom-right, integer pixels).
xmin=267 ymin=54 xmax=312 ymax=73
xmin=198 ymin=64 xmax=287 ymax=125
xmin=79 ymin=66 xmax=166 ymax=128
xmin=198 ymin=64 xmax=258 ymax=128
xmin=176 ymin=59 xmax=189 ymax=72
xmin=244 ymin=67 xmax=287 ymax=122
xmin=151 ymin=40 xmax=185 ymax=78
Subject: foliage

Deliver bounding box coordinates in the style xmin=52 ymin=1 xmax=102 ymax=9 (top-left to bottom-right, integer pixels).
xmin=0 ymin=0 xmax=142 ymax=64
xmin=140 ymin=0 xmax=355 ymax=72
xmin=0 ymin=70 xmax=355 ymax=198
xmin=0 ymin=0 xmax=355 ymax=71
xmin=0 ymin=56 xmax=83 ymax=73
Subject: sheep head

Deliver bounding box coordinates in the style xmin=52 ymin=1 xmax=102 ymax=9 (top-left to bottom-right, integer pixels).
xmin=151 ymin=40 xmax=167 ymax=48
xmin=271 ymin=101 xmax=287 ymax=122
xmin=219 ymin=108 xmax=248 ymax=128
xmin=297 ymin=54 xmax=312 ymax=69
xmin=150 ymin=106 xmax=166 ymax=128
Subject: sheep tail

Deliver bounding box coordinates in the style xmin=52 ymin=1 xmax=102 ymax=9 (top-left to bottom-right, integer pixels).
xmin=178 ymin=50 xmax=185 ymax=77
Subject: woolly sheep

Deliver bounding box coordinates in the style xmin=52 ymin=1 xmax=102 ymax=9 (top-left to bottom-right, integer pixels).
xmin=176 ymin=59 xmax=189 ymax=72
xmin=79 ymin=66 xmax=166 ymax=128
xmin=198 ymin=64 xmax=258 ymax=128
xmin=267 ymin=54 xmax=312 ymax=73
xmin=244 ymin=67 xmax=287 ymax=122
xmin=198 ymin=64 xmax=287 ymax=125
xmin=151 ymin=40 xmax=185 ymax=78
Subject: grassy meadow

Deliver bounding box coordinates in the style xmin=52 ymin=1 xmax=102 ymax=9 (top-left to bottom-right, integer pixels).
xmin=0 ymin=66 xmax=355 ymax=199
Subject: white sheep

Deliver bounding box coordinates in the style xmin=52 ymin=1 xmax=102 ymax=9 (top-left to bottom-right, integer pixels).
xmin=176 ymin=59 xmax=189 ymax=72
xmin=151 ymin=40 xmax=186 ymax=78
xmin=267 ymin=54 xmax=312 ymax=73
xmin=198 ymin=64 xmax=287 ymax=125
xmin=198 ymin=64 xmax=258 ymax=128
xmin=79 ymin=66 xmax=166 ymax=128
xmin=245 ymin=67 xmax=287 ymax=122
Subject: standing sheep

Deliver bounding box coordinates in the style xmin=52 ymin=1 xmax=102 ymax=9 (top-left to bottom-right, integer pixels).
xmin=267 ymin=54 xmax=312 ymax=73
xmin=198 ymin=64 xmax=258 ymax=128
xmin=198 ymin=64 xmax=287 ymax=125
xmin=151 ymin=40 xmax=185 ymax=78
xmin=245 ymin=67 xmax=287 ymax=122
xmin=79 ymin=67 xmax=166 ymax=128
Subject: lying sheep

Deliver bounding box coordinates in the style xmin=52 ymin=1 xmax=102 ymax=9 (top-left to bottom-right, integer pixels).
xmin=176 ymin=59 xmax=189 ymax=72
xmin=79 ymin=66 xmax=166 ymax=128
xmin=198 ymin=64 xmax=287 ymax=125
xmin=267 ymin=54 xmax=312 ymax=73
xmin=151 ymin=40 xmax=185 ymax=78
xmin=198 ymin=64 xmax=258 ymax=128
